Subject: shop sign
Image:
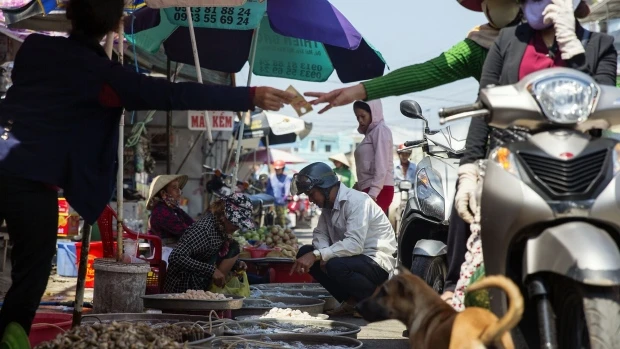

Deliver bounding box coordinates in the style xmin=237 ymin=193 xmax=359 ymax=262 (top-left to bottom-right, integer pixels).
xmin=188 ymin=110 xmax=235 ymax=131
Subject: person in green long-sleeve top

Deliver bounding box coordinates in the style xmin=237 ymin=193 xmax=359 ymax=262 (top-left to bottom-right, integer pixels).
xmin=328 ymin=153 xmax=355 ymax=188
xmin=304 ymin=0 xmax=521 ymax=112
xmin=304 ymin=0 xmax=522 ymax=306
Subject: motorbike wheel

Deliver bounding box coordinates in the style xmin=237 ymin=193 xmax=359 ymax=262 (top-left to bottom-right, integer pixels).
xmin=552 ymin=277 xmax=620 ymax=349
xmin=410 ymin=255 xmax=446 ymax=294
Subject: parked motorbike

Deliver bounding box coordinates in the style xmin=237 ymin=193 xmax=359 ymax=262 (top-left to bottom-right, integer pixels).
xmin=286 ymin=193 xmax=319 ymax=228
xmin=434 ymin=67 xmax=620 ymax=348
xmin=203 ymin=165 xmax=275 ymax=227
xmin=397 ymin=100 xmax=467 ymax=293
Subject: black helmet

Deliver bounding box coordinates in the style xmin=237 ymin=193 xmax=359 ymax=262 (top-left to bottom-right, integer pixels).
xmin=291 ymin=162 xmax=339 ymax=195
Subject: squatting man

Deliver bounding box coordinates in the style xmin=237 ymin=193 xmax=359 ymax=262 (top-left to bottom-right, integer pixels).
xmin=289 ymin=162 xmax=397 ymax=316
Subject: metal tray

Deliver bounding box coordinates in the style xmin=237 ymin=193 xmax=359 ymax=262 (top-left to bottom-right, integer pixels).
xmin=141 ymin=294 xmax=245 ymax=311
xmin=232 ymin=296 xmax=325 ymax=317
xmin=254 ymin=283 xmax=324 ymax=291
xmin=251 ymin=289 xmax=338 ymax=311
xmin=80 ymin=313 xmax=227 ymax=336
xmin=221 ymin=319 xmax=361 ymax=338
xmin=206 ymin=333 xmax=363 ymax=348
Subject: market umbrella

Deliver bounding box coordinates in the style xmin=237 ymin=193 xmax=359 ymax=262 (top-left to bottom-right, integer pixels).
xmin=126 ymin=0 xmax=386 ymax=184
xmin=126 ymin=7 xmax=385 ymax=83
xmin=0 ymin=0 xmax=145 ymax=31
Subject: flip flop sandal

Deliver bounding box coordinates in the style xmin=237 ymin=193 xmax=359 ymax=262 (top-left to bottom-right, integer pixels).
xmin=0 ymin=323 xmax=31 ymax=349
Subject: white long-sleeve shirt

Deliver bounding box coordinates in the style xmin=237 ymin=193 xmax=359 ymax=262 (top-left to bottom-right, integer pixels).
xmin=312 ymin=183 xmax=397 ymax=275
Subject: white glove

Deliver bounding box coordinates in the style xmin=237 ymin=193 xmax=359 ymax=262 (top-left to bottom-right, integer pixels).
xmin=543 ymin=0 xmax=585 ymax=60
xmin=455 ymin=163 xmax=480 ymax=224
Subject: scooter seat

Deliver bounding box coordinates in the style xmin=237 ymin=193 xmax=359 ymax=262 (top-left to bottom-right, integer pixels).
xmin=249 ymin=193 xmax=276 ymax=207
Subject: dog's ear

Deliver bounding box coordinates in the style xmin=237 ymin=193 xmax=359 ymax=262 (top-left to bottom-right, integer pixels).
xmin=395 ymin=275 xmax=412 ymax=297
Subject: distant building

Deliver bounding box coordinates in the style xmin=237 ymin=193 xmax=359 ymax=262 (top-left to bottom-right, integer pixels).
xmin=274 ymin=131 xmax=356 ymax=172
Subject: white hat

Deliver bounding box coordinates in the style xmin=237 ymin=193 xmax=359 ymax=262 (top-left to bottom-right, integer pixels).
xmin=328 ymin=153 xmax=350 ymax=168
xmin=146 ymin=175 xmax=188 ymax=210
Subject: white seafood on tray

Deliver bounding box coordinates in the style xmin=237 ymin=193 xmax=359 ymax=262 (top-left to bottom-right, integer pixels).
xmin=260 ymin=308 xmax=324 ymax=320
xmin=165 ymin=289 xmax=232 ymax=300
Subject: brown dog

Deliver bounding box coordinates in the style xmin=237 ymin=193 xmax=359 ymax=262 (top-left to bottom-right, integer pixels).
xmin=357 ymin=267 xmax=524 ymax=349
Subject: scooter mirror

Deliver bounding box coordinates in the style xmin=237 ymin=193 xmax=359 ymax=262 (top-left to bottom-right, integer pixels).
xmin=400 ymin=100 xmax=425 ymax=121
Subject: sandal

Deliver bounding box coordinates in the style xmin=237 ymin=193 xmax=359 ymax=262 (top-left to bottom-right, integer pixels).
xmin=1 ymin=323 xmax=30 ymax=349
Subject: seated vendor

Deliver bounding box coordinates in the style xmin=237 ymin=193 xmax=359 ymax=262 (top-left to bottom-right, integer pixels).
xmin=164 ymin=193 xmax=268 ymax=293
xmin=289 ymin=162 xmax=397 ymax=317
xmin=147 ymin=175 xmax=194 ymax=247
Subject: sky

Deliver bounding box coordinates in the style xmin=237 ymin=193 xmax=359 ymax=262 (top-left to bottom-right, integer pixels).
xmin=235 ymin=0 xmax=485 ymax=144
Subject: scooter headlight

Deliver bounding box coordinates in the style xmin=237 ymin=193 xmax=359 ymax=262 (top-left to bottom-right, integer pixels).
xmin=531 ymin=76 xmax=598 ymax=124
xmin=415 ymin=168 xmax=445 ymax=221
xmin=490 ymin=147 xmax=521 ymax=178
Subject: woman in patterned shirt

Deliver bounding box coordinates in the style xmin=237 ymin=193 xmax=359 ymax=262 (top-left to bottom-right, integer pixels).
xmin=164 ymin=193 xmax=255 ymax=292
xmin=147 ymin=175 xmax=194 ymax=247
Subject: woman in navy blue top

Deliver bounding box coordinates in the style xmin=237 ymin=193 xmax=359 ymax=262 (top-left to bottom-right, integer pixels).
xmin=0 ymin=0 xmax=293 ymax=339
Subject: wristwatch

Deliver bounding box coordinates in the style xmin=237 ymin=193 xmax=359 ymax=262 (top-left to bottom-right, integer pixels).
xmin=312 ymin=249 xmax=321 ymax=262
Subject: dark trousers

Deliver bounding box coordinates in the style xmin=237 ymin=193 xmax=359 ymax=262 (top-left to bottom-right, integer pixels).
xmin=444 ymin=194 xmax=471 ymax=293
xmin=297 ymin=245 xmax=388 ymax=303
xmin=0 ymin=176 xmax=58 ymax=336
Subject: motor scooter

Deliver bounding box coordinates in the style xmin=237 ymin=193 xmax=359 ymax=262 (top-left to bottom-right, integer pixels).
xmin=433 ymin=67 xmax=620 ymax=348
xmin=397 ymin=100 xmax=467 ymax=293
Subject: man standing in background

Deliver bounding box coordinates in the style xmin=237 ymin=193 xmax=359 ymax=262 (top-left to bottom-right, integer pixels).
xmin=266 ymin=160 xmax=292 ymax=227
xmin=394 ymin=144 xmax=417 ymax=186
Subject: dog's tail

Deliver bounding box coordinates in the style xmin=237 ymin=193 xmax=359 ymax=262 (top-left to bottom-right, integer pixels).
xmin=467 ymin=275 xmax=524 ymax=345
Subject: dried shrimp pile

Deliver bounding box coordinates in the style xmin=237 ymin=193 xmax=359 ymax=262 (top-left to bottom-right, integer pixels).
xmin=150 ymin=323 xmax=209 ymax=343
xmin=165 ymin=289 xmax=230 ymax=300
xmin=34 ymin=322 xmax=187 ymax=349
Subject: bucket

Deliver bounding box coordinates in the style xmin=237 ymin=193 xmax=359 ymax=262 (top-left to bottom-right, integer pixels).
xmin=29 ymin=312 xmax=72 ymax=347
xmin=56 ymin=242 xmax=77 ymax=277
xmin=93 ymin=259 xmax=150 ymax=314
xmin=75 ymin=241 xmax=104 ymax=288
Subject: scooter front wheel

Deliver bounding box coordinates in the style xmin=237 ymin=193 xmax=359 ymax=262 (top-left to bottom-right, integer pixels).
xmin=552 ymin=276 xmax=620 ymax=349
xmin=410 ymin=255 xmax=446 ymax=294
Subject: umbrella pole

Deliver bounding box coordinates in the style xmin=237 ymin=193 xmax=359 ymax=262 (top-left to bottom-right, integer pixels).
xmin=185 ymin=7 xmax=213 ymax=144
xmin=116 ymin=20 xmax=125 ymax=263
xmin=266 ymin=135 xmax=271 ymax=167
xmin=71 ymin=223 xmax=91 ymax=328
xmin=232 ymin=20 xmax=262 ymax=185
xmin=166 ymin=58 xmax=172 ymax=174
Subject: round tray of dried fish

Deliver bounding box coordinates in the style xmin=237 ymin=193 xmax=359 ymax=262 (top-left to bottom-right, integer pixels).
xmin=33 ymin=321 xmax=216 ymax=349
xmin=210 ymin=334 xmax=363 ymax=349
xmin=222 ymin=319 xmax=361 ymax=338
xmin=232 ymin=297 xmax=325 ymax=317
xmin=254 ymin=283 xmax=324 ymax=291
xmin=80 ymin=313 xmax=227 ymax=336
xmin=142 ymin=291 xmax=244 ymax=311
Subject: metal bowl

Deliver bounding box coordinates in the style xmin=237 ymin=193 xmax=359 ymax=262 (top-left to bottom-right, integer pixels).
xmin=80 ymin=313 xmax=227 ymax=336
xmin=234 ymin=314 xmax=330 ymax=321
xmin=255 ymin=283 xmax=324 ymax=291
xmin=232 ymin=296 xmax=325 ymax=317
xmin=141 ymin=294 xmax=244 ymax=311
xmin=208 ymin=333 xmax=363 ymax=348
xmin=222 ymin=319 xmax=361 ymax=338
xmin=252 ymin=289 xmax=339 ymax=311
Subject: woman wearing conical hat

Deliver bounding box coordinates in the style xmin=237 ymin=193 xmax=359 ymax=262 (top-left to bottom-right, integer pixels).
xmin=147 ymin=175 xmax=194 ymax=247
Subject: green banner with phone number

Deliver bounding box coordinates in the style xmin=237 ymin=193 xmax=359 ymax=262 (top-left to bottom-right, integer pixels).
xmin=163 ymin=0 xmax=266 ymax=30
xmin=252 ymin=17 xmax=334 ymax=82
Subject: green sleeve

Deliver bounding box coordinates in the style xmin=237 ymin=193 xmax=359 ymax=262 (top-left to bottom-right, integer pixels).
xmin=363 ymin=38 xmax=487 ymax=101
